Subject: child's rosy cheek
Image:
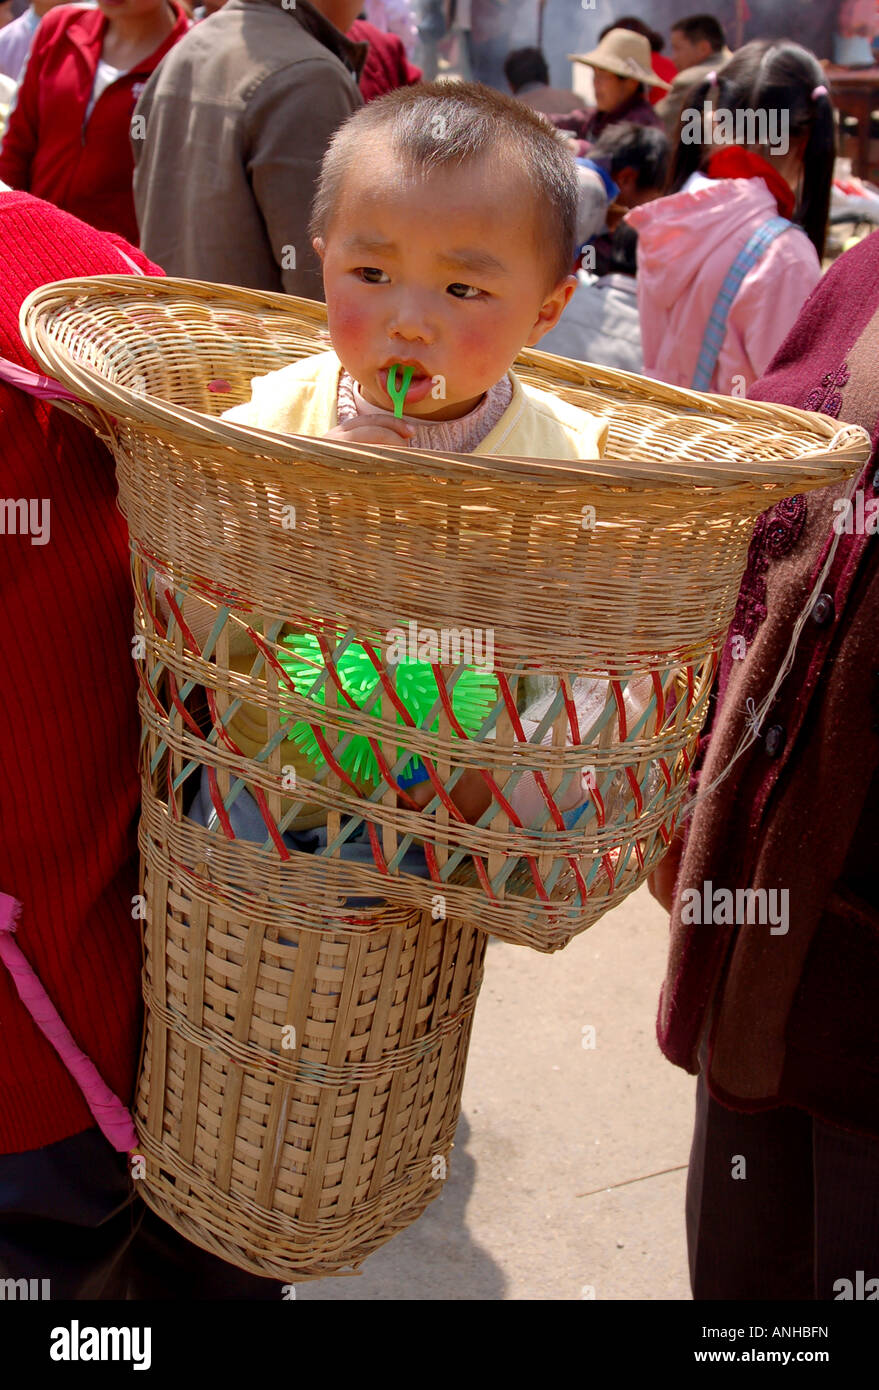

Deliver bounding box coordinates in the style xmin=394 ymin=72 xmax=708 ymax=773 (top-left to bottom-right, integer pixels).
xmin=458 ymin=330 xmax=495 ymax=376
xmin=329 ymin=303 xmax=372 ymax=353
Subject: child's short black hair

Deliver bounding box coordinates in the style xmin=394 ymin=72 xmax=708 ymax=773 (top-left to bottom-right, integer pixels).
xmin=590 ymin=121 xmax=669 ymax=194
xmin=504 ymin=46 xmax=550 ymax=91
xmin=671 ymin=14 xmax=726 ymax=52
xmin=309 ymin=80 xmax=578 ymax=293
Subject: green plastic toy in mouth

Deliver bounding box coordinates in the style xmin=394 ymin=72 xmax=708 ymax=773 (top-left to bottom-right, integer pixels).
xmin=386 ymin=363 xmax=415 ymax=418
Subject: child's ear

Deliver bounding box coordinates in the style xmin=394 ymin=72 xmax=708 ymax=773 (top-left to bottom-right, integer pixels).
xmin=525 ymin=274 xmax=579 ymax=346
xmin=312 ymin=236 xmax=326 ymax=262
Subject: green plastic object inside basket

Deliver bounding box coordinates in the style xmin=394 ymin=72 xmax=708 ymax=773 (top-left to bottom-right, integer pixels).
xmin=278 ymin=635 xmax=498 ymax=787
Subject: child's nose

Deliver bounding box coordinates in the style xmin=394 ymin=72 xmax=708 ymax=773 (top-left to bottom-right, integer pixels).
xmin=387 ymin=297 xmax=434 ymax=343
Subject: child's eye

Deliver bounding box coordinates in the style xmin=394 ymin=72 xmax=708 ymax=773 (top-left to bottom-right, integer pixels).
xmin=357 ymin=267 xmax=390 ymax=284
xmin=447 ymin=282 xmax=484 ymax=299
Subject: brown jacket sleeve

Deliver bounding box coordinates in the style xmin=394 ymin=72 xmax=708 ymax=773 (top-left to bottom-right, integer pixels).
xmin=244 ymin=59 xmax=362 ymax=299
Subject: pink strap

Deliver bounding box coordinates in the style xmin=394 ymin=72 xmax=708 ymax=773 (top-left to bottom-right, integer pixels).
xmin=0 ymin=893 xmax=138 ymax=1153
xmin=113 ymin=245 xmax=146 ymax=276
xmin=0 ymin=355 xmax=78 ymax=400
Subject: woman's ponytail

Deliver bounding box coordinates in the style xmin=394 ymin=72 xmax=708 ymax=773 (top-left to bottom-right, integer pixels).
xmin=666 ymin=75 xmax=716 ymax=194
xmin=796 ymin=87 xmax=835 ymax=258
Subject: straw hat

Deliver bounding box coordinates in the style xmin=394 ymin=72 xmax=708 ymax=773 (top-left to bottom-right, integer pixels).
xmin=568 ymin=28 xmax=671 ymax=91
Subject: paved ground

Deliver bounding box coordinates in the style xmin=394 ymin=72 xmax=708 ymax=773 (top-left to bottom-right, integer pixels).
xmin=299 ymin=883 xmax=696 ymax=1301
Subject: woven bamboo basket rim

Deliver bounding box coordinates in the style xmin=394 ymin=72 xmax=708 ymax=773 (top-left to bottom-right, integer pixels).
xmin=19 ymin=275 xmax=868 ymax=499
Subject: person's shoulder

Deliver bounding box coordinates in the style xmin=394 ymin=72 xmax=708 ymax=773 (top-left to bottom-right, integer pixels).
xmin=233 ymin=0 xmax=359 ymax=67
xmin=221 ymin=350 xmax=340 ymax=427
xmin=0 ymin=191 xmax=163 ymax=294
xmin=0 ymin=24 xmax=18 ymax=63
xmin=731 ymin=187 xmax=820 ymax=267
xmin=0 ymin=188 xmax=83 ymax=237
xmin=512 ymin=371 xmax=610 ymax=457
xmin=35 ymin=3 xmax=100 ymax=43
xmin=669 ymin=60 xmax=710 ymax=93
xmin=173 ymin=1 xmax=345 ymax=57
xmin=250 ymin=350 xmax=340 ymax=393
xmin=0 ymin=10 xmax=30 ymax=47
xmin=818 ymin=222 xmax=879 ymax=287
xmin=147 ymin=4 xmax=358 ymax=103
xmin=630 ymin=99 xmax=662 ymax=128
xmin=749 ymin=222 xmax=821 ymax=286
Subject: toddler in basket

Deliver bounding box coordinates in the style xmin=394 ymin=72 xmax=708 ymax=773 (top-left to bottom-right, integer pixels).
xmin=212 ymin=81 xmax=618 ymax=831
xmin=223 ymin=80 xmax=607 ymax=462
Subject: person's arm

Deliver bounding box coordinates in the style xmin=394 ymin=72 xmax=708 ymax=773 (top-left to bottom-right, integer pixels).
xmin=244 ymin=59 xmax=362 ymax=299
xmin=0 ymin=14 xmax=42 ymax=189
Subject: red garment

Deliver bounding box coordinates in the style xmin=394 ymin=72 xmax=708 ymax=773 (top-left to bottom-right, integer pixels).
xmin=649 ymin=52 xmax=676 ymax=105
xmin=0 ymin=189 xmax=163 ymax=1155
xmin=707 ymin=145 xmax=796 ymax=220
xmin=0 ymin=2 xmax=190 ymax=244
xmin=349 ymin=16 xmax=421 ymax=102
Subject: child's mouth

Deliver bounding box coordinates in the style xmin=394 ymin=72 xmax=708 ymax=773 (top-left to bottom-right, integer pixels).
xmin=377 ymin=366 xmax=435 ymax=406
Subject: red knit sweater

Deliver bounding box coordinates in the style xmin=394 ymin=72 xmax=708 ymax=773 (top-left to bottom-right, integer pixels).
xmin=0 ymin=189 xmax=162 ymax=1154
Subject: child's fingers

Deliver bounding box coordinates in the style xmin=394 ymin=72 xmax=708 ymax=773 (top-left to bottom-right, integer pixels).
xmin=326 ymin=420 xmax=415 ymax=446
xmin=351 ymin=427 xmax=414 ymax=445
xmin=355 ymin=415 xmax=415 ymax=441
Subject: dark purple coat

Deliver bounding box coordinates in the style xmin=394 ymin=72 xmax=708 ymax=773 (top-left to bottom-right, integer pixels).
xmin=549 ymin=90 xmax=662 ymax=155
xmin=658 ymin=229 xmax=879 ymax=1138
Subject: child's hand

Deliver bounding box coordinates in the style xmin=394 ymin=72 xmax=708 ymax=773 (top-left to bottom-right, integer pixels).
xmin=401 ymin=768 xmax=493 ymax=824
xmin=647 ymin=828 xmax=685 ymax=914
xmin=325 ymin=416 xmax=415 ymax=447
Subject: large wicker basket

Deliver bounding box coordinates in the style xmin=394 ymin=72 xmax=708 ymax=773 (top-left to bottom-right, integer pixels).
xmin=21 ymin=277 xmax=868 ymax=952
xmin=135 ymin=853 xmax=485 ymax=1280
xmin=20 ymin=275 xmax=868 ymax=1281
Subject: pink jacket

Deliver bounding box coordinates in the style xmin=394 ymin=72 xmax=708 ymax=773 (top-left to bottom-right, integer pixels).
xmin=627 ymin=175 xmax=822 ymax=395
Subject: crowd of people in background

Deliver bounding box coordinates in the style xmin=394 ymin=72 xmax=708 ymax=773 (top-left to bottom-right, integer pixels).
xmin=0 ymin=1 xmax=844 ymax=394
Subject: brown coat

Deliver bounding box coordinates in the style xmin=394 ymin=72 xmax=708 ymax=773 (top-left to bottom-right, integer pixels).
xmin=659 ymin=230 xmax=879 ymax=1138
xmin=133 ymin=0 xmax=366 ymax=297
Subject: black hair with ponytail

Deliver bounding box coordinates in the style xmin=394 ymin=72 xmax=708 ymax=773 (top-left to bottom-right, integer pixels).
xmin=667 ymin=40 xmax=836 ymax=258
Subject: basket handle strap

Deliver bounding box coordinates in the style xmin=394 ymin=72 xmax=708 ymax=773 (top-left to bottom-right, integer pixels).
xmin=112 ymin=246 xmax=146 ymax=277
xmin=691 ymin=215 xmax=793 ymax=392
xmin=0 ymin=354 xmax=79 ymax=401
xmin=0 ymin=352 xmax=118 ymax=445
xmin=0 ymin=892 xmax=138 ymax=1154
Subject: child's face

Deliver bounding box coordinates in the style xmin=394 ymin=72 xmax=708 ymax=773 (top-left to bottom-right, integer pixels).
xmin=313 ymin=150 xmax=576 ymax=421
